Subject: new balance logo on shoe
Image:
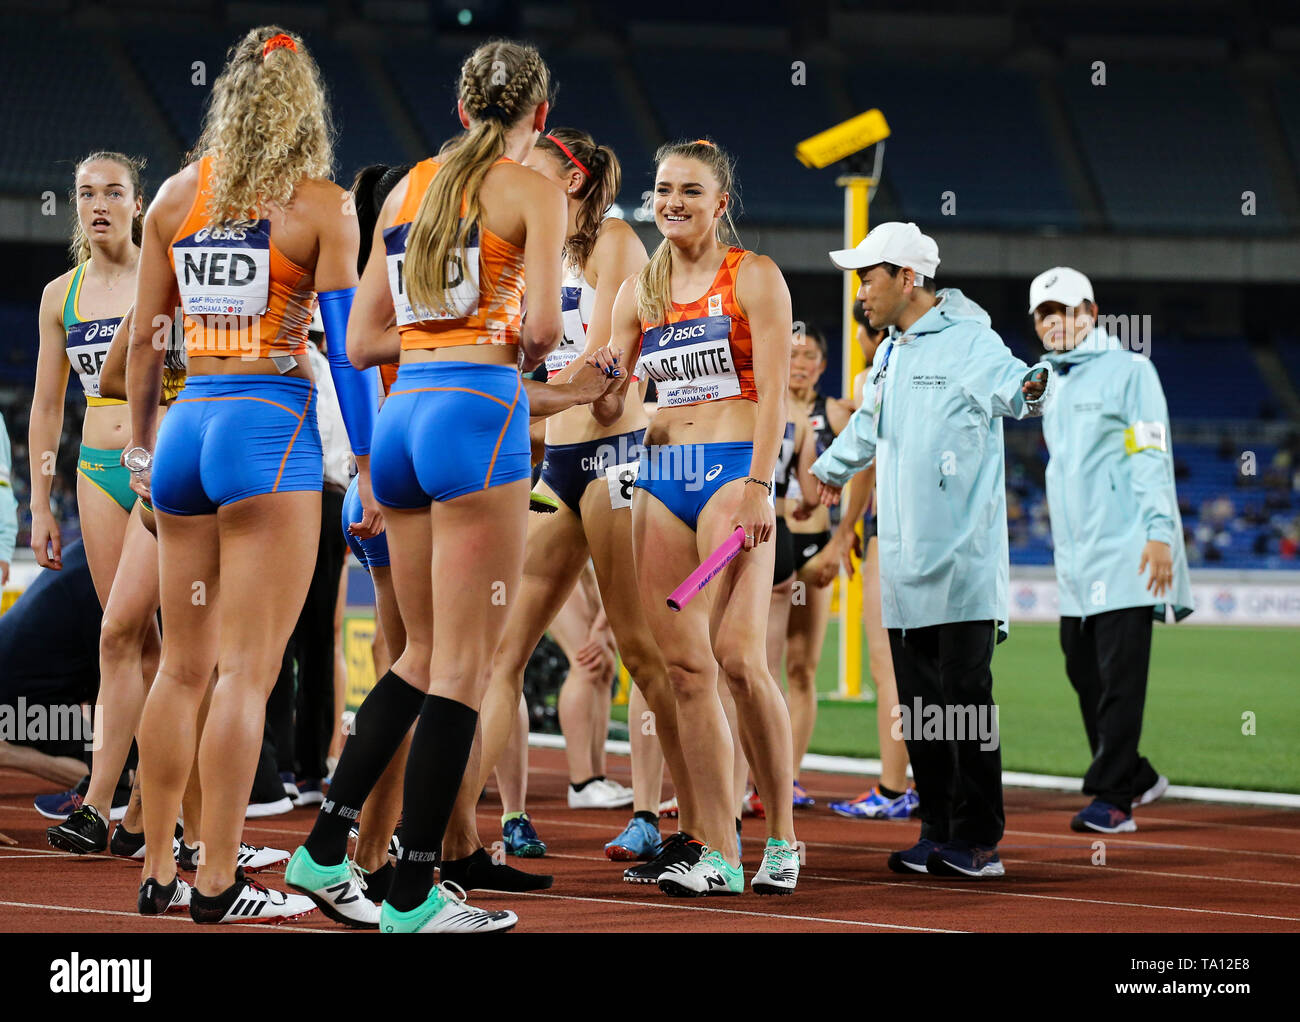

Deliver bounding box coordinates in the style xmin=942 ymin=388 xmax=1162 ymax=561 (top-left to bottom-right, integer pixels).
xmin=325 ymin=881 xmax=359 ymax=905
xmin=705 ymin=873 xmax=729 ymax=889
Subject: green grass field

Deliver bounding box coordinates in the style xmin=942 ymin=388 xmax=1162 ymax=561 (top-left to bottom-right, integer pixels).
xmin=612 ymin=622 xmax=1300 ymax=793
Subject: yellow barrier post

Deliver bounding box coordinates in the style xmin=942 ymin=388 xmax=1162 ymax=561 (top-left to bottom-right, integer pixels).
xmin=836 ymin=174 xmax=871 ymax=700
xmin=796 ymin=110 xmax=889 ymax=702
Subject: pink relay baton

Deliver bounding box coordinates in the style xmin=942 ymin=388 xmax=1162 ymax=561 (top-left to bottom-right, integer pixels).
xmin=667 ymin=526 xmax=747 ymax=612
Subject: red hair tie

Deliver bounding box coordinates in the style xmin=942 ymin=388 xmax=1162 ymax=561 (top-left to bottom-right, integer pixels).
xmin=263 ymin=33 xmax=297 ymax=58
xmin=691 ymin=138 xmax=716 ymax=148
xmin=545 ymin=135 xmax=590 ymax=178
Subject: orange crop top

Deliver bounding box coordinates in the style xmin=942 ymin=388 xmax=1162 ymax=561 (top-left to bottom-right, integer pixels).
xmin=632 ymin=247 xmax=756 ymax=408
xmin=384 ymin=157 xmax=525 ymax=351
xmin=169 ymin=155 xmax=315 ymax=360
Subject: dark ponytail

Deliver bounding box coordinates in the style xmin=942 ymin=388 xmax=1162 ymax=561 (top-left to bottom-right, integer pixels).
xmin=536 ymin=128 xmax=621 ymax=276
xmin=351 ymin=162 xmax=413 ymax=275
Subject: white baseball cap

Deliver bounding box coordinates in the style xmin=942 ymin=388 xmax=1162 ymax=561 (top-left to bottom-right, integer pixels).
xmin=1028 ymin=267 xmax=1094 ymax=313
xmin=829 ymin=221 xmax=940 ymax=281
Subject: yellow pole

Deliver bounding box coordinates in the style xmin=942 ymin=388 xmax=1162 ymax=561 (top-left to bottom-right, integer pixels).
xmin=835 ymin=175 xmax=872 ymax=700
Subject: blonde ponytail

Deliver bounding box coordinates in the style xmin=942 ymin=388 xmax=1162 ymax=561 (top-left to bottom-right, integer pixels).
xmin=404 ymin=40 xmax=551 ymax=318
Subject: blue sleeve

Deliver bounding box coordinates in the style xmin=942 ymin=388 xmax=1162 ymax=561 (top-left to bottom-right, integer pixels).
xmin=319 ymin=287 xmax=380 ymax=457
xmin=1122 ymin=357 xmax=1178 ymax=546
xmin=961 ymin=330 xmax=1051 ymax=421
xmin=812 ymin=403 xmax=877 ymax=488
xmin=0 ymin=416 xmax=16 ymax=564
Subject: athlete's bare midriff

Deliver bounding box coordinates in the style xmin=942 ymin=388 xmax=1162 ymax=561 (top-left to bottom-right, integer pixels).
xmin=80 ymin=403 xmax=131 ymax=450
xmin=643 ymin=396 xmax=756 ymax=448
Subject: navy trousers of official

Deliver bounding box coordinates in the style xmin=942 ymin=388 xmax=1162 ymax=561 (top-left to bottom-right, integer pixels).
xmin=1059 ymin=606 xmax=1160 ymax=814
xmin=887 ymin=621 xmax=1004 ymax=848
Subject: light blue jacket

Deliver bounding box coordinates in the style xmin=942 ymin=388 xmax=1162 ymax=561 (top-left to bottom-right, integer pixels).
xmin=812 ymin=289 xmax=1050 ymax=635
xmin=0 ymin=412 xmax=17 ymax=566
xmin=1041 ymin=328 xmax=1192 ymax=620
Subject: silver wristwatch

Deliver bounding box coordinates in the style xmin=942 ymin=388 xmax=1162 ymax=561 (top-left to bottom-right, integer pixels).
xmin=123 ymin=446 xmax=153 ymax=474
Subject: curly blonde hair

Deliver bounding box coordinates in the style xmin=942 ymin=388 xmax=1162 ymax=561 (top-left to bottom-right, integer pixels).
xmin=405 ymin=39 xmax=551 ymax=317
xmin=192 ymin=26 xmax=333 ymax=226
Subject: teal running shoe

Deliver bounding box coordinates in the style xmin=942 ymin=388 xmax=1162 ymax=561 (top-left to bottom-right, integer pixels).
xmin=751 ymin=838 xmax=800 ymax=895
xmin=379 ymin=882 xmax=517 ymax=933
xmin=285 ymin=846 xmax=380 ymax=928
xmin=659 ymin=847 xmax=743 ymax=897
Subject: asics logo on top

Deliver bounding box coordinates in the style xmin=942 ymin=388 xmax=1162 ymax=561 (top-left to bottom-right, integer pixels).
xmin=659 ymin=322 xmax=710 ymax=347
xmin=84 ymin=321 xmax=100 ymax=341
xmin=705 ymin=465 xmax=723 ymax=481
xmin=194 ymin=225 xmax=251 ymax=243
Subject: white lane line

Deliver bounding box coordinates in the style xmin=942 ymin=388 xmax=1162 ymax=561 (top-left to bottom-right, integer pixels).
xmin=0 ymin=845 xmax=69 ymax=856
xmin=0 ymin=853 xmax=70 ymax=860
xmin=505 ymin=889 xmax=963 ymax=932
xmin=525 ymin=734 xmax=1300 ymax=809
xmin=1002 ymin=828 xmax=1300 ymax=860
xmin=1131 ymin=815 xmax=1300 ymax=836
xmin=521 ymin=821 xmax=1300 ymax=890
xmin=0 ymin=900 xmax=342 ymax=933
xmin=803 ymin=875 xmax=1300 ymax=924
xmin=1002 ymin=859 xmax=1300 ymax=889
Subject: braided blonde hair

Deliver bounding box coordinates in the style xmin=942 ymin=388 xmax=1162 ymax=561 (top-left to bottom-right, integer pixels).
xmin=404 ymin=40 xmax=551 ymax=317
xmin=635 ymin=138 xmax=740 ymax=326
xmin=193 ymin=26 xmax=333 ymax=226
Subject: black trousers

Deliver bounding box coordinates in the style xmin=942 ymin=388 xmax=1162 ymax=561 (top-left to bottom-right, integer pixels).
xmin=1059 ymin=606 xmax=1159 ymax=813
xmin=267 ymin=487 xmax=346 ymax=783
xmin=887 ymin=621 xmax=1003 ymax=847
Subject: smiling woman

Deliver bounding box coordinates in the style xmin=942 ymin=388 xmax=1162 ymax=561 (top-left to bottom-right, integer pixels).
xmin=592 ymin=137 xmax=802 ymax=897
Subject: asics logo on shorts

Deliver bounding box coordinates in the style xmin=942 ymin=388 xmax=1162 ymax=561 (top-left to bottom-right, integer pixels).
xmin=705 ymin=465 xmax=723 ymax=481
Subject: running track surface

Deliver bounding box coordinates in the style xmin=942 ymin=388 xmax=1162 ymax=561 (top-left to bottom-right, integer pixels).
xmin=2 ymin=752 xmax=1298 ymax=933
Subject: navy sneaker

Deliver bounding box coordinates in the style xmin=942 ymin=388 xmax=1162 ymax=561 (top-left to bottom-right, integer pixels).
xmin=34 ymin=787 xmax=83 ymax=820
xmin=502 ymin=813 xmax=547 ymax=857
xmin=886 ymin=837 xmax=943 ymax=875
xmin=925 ymin=842 xmax=1005 ymax=879
xmin=1070 ymin=799 xmax=1137 ymax=834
